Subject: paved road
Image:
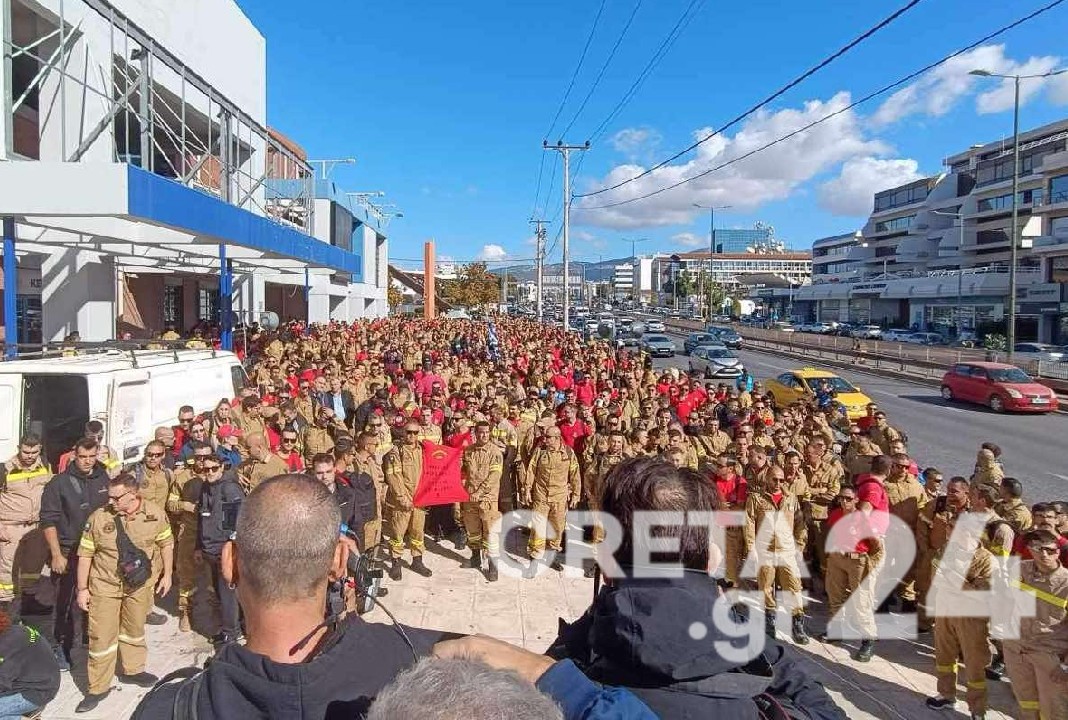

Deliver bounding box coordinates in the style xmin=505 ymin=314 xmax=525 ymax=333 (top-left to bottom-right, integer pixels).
xmin=654 ymin=346 xmax=1068 ymax=503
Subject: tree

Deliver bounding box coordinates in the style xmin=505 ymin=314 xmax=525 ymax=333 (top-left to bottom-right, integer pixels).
xmin=387 ymin=286 xmax=404 ymax=312
xmin=673 ymin=271 xmax=695 ymax=299
xmin=440 ymin=262 xmax=500 ymax=308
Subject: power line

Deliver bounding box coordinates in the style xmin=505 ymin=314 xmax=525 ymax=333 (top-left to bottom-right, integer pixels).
xmin=559 ymin=0 xmax=645 ymax=139
xmin=575 ymin=0 xmax=925 ymax=199
xmin=578 ymin=0 xmax=1066 ymax=211
xmin=529 ymin=153 xmax=548 ymax=219
xmin=542 ymin=154 xmax=560 ymax=217
xmin=587 ymin=0 xmax=707 ymax=145
xmin=544 ymin=0 xmax=608 ymax=140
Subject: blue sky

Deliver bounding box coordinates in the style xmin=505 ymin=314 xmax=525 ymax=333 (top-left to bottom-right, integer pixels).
xmin=239 ymin=0 xmax=1068 ymax=266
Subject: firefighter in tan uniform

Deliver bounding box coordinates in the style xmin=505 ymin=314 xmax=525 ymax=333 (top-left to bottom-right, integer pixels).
xmin=302 ymin=408 xmax=340 ymax=464
xmin=745 ymin=446 xmax=776 ymax=495
xmin=799 ymin=442 xmax=843 ymax=576
xmin=885 ymin=452 xmax=925 ymax=610
xmin=916 ymin=477 xmax=971 ymax=632
xmin=384 ymin=423 xmax=433 ymax=580
xmin=996 ymin=478 xmax=1033 ymax=536
xmin=167 ymin=445 xmax=207 ymax=633
xmin=460 ymin=422 xmax=503 ymax=582
xmin=0 ymin=435 xmax=51 ymax=608
xmin=744 ymin=465 xmax=809 ymax=644
xmin=524 ymin=426 xmax=580 ymax=571
xmin=135 ymin=441 xmax=172 ymax=512
xmin=237 ymin=433 xmax=288 ymax=494
xmin=353 ymin=431 xmax=387 ymax=551
xmin=926 ymin=511 xmax=993 ymax=718
xmin=1003 ymin=528 xmax=1068 ymax=720
xmin=75 ymin=473 xmax=173 ymax=712
xmin=588 ymin=433 xmax=626 ymax=549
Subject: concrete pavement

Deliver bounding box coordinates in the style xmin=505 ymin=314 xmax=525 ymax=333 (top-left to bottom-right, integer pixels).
xmin=657 ymin=347 xmax=1068 ymax=503
xmin=40 ymin=536 xmax=1018 ymax=719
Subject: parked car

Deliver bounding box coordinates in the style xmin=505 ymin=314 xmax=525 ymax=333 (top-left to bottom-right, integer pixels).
xmin=770 ymin=322 xmax=796 ymax=333
xmin=684 ymin=333 xmax=719 ymax=354
xmin=646 ymin=319 xmax=666 ymax=332
xmin=641 ymin=334 xmax=676 ymax=357
xmin=1012 ymin=343 xmax=1066 ymax=363
xmin=689 ymin=346 xmax=744 ymax=379
xmin=706 ymin=327 xmax=742 ymax=349
xmin=882 ymin=328 xmax=914 ymax=342
xmin=799 ymin=322 xmax=834 ymax=334
xmin=903 ymin=332 xmax=945 ymax=345
xmin=941 ymin=362 xmax=1059 ymax=413
xmin=616 ymin=337 xmax=642 ymax=351
xmin=850 ymin=325 xmax=883 ymax=339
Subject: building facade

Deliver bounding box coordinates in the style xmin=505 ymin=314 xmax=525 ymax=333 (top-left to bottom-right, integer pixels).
xmin=0 ymin=0 xmax=388 ymax=351
xmin=789 ymin=118 xmax=1068 ymax=339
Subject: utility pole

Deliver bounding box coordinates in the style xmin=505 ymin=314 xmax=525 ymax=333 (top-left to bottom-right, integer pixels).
xmin=545 ymin=140 xmax=590 ymax=330
xmin=530 ymin=219 xmax=550 ymax=321
xmin=693 ymin=203 xmax=731 ymax=320
xmin=501 ymin=266 xmax=508 ymax=311
xmin=621 ymin=237 xmax=649 ymax=303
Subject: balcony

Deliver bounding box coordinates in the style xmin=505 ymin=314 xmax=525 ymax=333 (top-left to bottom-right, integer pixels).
xmin=1031 ymin=233 xmax=1068 ymax=254
xmin=1038 ymin=150 xmax=1068 ymax=174
xmin=1031 ymin=190 xmax=1068 ymax=214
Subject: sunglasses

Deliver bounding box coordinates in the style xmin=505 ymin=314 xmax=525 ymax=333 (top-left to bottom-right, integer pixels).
xmin=145 ymin=451 xmax=165 ymax=458
xmin=201 ymin=465 xmax=222 ymax=472
xmin=1030 ymin=545 xmax=1060 ymax=556
xmin=282 ymin=437 xmax=297 ymax=443
xmin=406 ymin=430 xmax=420 ymax=435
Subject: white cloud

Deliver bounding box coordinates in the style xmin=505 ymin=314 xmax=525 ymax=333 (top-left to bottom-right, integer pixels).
xmin=610 ymin=127 xmax=663 ymax=162
xmin=477 ymin=244 xmax=508 ymax=262
xmin=872 ymin=45 xmax=1064 ymax=125
xmin=817 ymin=157 xmax=924 ymax=216
xmin=574 ymin=92 xmax=888 ymax=230
xmin=671 ymin=232 xmax=707 ymax=248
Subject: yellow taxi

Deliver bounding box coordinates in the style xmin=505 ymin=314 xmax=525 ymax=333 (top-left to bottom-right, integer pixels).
xmin=762 ymin=367 xmax=873 ymax=419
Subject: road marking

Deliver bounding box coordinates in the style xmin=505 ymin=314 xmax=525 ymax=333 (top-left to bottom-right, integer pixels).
xmin=1049 ymin=473 xmax=1068 ymax=482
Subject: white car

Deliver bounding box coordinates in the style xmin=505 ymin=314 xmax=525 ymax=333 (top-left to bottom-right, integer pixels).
xmin=882 ymin=329 xmax=914 ymax=342
xmin=903 ymin=332 xmax=945 ymax=345
xmin=770 ymin=322 xmax=796 ymax=333
xmin=646 ymin=319 xmax=665 ymax=332
xmin=1012 ymin=343 xmax=1066 ymax=363
xmin=850 ymin=325 xmax=883 ymax=339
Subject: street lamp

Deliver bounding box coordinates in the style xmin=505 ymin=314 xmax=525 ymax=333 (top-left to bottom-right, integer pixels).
xmin=620 ymin=237 xmax=650 ymax=303
xmin=693 ymin=203 xmax=731 ymax=320
xmin=969 ymin=67 xmax=1066 ymax=358
xmin=931 ymin=209 xmax=968 ymax=337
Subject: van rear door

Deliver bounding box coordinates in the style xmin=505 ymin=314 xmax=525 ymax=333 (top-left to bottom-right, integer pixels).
xmin=108 ymin=371 xmax=153 ymax=463
xmin=0 ymin=374 xmax=24 ymax=461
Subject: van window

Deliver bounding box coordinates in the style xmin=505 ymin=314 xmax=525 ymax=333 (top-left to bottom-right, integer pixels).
xmin=231 ymin=365 xmax=247 ymax=396
xmin=23 ymin=374 xmax=90 ymax=468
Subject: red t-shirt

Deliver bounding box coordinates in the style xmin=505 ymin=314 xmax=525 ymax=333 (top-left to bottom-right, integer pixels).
xmin=826 ymin=506 xmax=871 ymax=554
xmin=557 ymin=419 xmax=590 ymax=450
xmin=854 ymin=474 xmax=890 ymax=536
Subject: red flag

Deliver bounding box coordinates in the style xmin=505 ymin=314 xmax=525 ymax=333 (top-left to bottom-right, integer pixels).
xmin=413 ymin=441 xmax=469 ymax=508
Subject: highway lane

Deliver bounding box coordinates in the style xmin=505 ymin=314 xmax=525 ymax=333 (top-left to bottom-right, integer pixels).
xmin=652 ymin=346 xmax=1068 ymax=503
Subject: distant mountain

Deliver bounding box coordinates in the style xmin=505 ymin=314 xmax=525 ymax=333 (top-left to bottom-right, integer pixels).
xmin=496 ymin=256 xmax=630 ymax=282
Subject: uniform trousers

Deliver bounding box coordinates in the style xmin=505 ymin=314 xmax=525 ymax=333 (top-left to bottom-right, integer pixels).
xmin=934 ymin=616 xmax=990 ymax=715
xmin=387 ymin=507 xmax=427 ymax=558
xmin=86 ymin=581 xmax=153 ymax=694
xmin=0 ymin=524 xmax=46 ymax=603
xmin=461 ymin=500 xmax=501 ymax=557
xmin=529 ymin=498 xmax=567 ymax=557
xmin=756 ymin=553 xmax=805 ymax=615
xmin=1003 ymin=642 xmax=1068 ymax=720
xmin=825 ymin=552 xmax=877 ymax=639
xmin=205 ymin=554 xmax=240 ymax=638
xmin=174 ymin=523 xmax=198 ymax=612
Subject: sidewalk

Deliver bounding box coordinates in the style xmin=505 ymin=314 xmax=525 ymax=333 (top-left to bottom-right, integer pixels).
xmin=42 ymin=540 xmax=1017 ymax=719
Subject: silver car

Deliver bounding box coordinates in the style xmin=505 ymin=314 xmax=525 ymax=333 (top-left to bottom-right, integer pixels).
xmin=689 ymin=345 xmax=744 ymax=378
xmin=642 ymin=334 xmax=676 ymax=357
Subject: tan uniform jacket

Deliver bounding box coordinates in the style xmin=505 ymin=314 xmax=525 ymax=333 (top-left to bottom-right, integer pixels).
xmin=1011 ymin=561 xmax=1068 ymax=655
xmin=303 ymin=425 xmax=336 ymax=460
xmin=238 ymin=455 xmax=288 ymax=493
xmin=384 ymin=444 xmax=423 ymax=509
xmin=78 ymin=501 xmax=172 ymax=595
xmin=744 ymin=490 xmax=807 ymax=555
xmin=353 ymin=452 xmax=387 ymax=514
xmin=995 ymin=499 xmax=1032 ymax=535
xmin=885 ymin=475 xmax=925 ymax=530
xmin=525 ymin=445 xmax=580 ymax=503
xmin=0 ymin=458 xmax=50 ymax=525
xmin=461 ymin=444 xmax=503 ymax=503
xmin=800 ymin=459 xmax=842 ymax=521
xmin=137 ymin=465 xmax=171 ymax=512
xmin=588 ymin=453 xmax=624 ymax=507
xmin=166 ymin=468 xmax=202 ymax=522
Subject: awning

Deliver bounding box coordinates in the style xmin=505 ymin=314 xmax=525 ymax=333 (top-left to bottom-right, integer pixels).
xmin=0 ymin=162 xmax=361 ymax=277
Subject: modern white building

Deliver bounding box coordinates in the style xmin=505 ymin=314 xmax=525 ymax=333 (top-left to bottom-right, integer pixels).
xmin=790 ymin=118 xmax=1068 ymax=338
xmin=612 ymin=263 xmax=634 ymax=298
xmin=0 ymin=0 xmax=388 ymax=353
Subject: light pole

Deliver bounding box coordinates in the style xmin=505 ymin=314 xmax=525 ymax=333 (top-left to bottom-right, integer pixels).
xmin=693 ymin=203 xmax=731 ymax=320
xmin=931 ymin=209 xmax=968 ymax=337
xmin=970 ymin=67 xmax=1066 ymax=358
xmin=621 ymin=237 xmax=650 ymax=303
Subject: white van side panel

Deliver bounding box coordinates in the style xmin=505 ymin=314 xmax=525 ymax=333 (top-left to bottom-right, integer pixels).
xmin=108 ymin=372 xmax=153 ymax=462
xmin=0 ymin=375 xmax=23 ymax=450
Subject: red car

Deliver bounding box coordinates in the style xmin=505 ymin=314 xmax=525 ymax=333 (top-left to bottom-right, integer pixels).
xmin=940 ymin=362 xmax=1060 ymax=413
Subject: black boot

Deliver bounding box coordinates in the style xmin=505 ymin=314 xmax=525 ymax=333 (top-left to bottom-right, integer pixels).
xmin=410 ymin=556 xmax=433 ymax=578
xmin=986 ymin=654 xmax=1005 ymax=681
xmin=791 ymin=614 xmax=810 ymax=645
xmin=764 ymin=611 xmax=777 ymax=639
xmin=468 ymin=549 xmax=482 ymax=570
xmin=75 ymin=690 xmax=111 ymax=713
xmin=486 ymin=559 xmax=499 ymax=582
xmin=388 ymin=557 xmax=402 ymax=581
xmin=852 ymin=639 xmax=875 ymax=662
xmin=453 ymin=527 xmax=468 ymax=551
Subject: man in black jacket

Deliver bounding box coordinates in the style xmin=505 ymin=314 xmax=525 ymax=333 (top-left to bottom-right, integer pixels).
xmin=132 ymin=474 xmax=441 ymax=720
xmin=546 ymin=457 xmax=847 ymax=720
xmin=39 ymin=436 xmax=110 ymax=671
xmin=195 ymin=459 xmax=244 ymax=647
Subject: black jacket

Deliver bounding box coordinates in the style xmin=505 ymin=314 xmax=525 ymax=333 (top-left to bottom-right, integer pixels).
xmin=131 ymin=614 xmax=444 ymax=720
xmin=547 ymin=572 xmax=846 ymax=720
xmin=197 ymin=473 xmax=244 ymax=557
xmin=0 ymin=624 xmax=60 ymax=707
xmin=335 ymin=472 xmax=376 ymax=551
xmin=39 ymin=462 xmax=110 ymax=551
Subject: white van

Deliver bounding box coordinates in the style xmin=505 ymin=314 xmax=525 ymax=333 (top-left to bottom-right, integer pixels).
xmin=0 ymin=349 xmax=247 ymax=468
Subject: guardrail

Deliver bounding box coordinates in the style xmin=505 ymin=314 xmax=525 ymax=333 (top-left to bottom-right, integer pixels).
xmin=663 ymin=318 xmax=1068 ymax=383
